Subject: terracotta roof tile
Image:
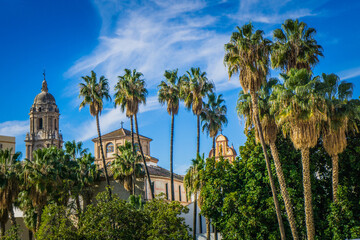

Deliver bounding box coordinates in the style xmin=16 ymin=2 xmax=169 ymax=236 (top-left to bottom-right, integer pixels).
xmin=92 ymin=128 xmax=152 ymax=142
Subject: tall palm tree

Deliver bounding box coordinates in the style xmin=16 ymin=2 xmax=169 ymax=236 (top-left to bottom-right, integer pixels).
xmin=0 ymin=149 xmax=21 ymax=227
xmin=272 ymin=19 xmax=323 ymax=73
xmin=184 ymin=155 xmax=206 ymax=239
xmin=270 ymin=69 xmax=327 ymax=240
xmin=79 ymin=70 xmax=112 ymax=196
xmin=111 ymin=141 xmax=144 ymax=194
xmin=158 ymin=69 xmax=182 ymax=201
xmin=201 ymin=93 xmax=228 ymax=157
xmin=318 ymin=73 xmax=360 ymax=202
xmin=115 ymin=69 xmax=154 ymax=199
xmin=182 ymin=67 xmax=213 ymax=238
xmin=0 ymin=208 xmax=8 ymax=237
xmin=237 ymin=79 xmax=299 ymax=240
xmin=182 ymin=67 xmax=214 ymax=155
xmin=224 ymin=22 xmax=286 ymax=240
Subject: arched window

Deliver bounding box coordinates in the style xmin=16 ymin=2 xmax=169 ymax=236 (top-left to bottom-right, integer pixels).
xmin=39 ymin=118 xmax=43 ymax=130
xmin=106 ymin=143 xmax=114 ymax=153
xmin=54 ymin=119 xmax=57 ymax=130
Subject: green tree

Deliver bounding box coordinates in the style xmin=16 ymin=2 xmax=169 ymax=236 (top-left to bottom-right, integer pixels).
xmin=271 ymin=19 xmax=323 ymax=73
xmin=201 ymin=93 xmax=228 ymax=157
xmin=36 ymin=204 xmax=77 ymax=240
xmin=318 ymin=73 xmax=360 ymax=202
xmin=79 ymin=70 xmax=112 ymax=196
xmin=78 ymin=191 xmax=148 ymax=240
xmin=184 ymin=155 xmax=206 ymax=239
xmin=144 ymin=195 xmax=191 ymax=240
xmin=158 ymin=69 xmax=182 ymax=201
xmin=0 ymin=149 xmax=21 ymax=227
xmin=224 ymin=22 xmax=286 ymax=240
xmin=64 ymin=140 xmax=88 ymax=161
xmin=21 ymin=147 xmax=73 ymax=232
xmin=111 ymin=141 xmax=144 ymax=194
xmin=237 ymin=79 xmax=299 ymax=239
xmin=270 ymin=68 xmax=327 ymax=240
xmin=114 ymin=69 xmax=154 ymax=199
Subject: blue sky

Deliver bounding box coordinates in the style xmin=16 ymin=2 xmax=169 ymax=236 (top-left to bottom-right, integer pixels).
xmin=0 ymin=0 xmax=360 ymax=174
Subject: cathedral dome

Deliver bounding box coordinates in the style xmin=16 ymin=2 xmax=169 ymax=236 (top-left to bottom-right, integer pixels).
xmin=33 ymin=79 xmax=56 ymax=105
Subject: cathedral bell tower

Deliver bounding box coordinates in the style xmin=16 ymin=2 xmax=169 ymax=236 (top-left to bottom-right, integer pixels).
xmin=25 ymin=74 xmax=63 ymax=160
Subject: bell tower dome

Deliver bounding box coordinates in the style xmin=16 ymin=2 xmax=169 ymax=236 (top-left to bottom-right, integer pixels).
xmin=25 ymin=74 xmax=63 ymax=160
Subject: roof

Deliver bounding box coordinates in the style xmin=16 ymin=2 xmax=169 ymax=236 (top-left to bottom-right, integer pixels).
xmin=147 ymin=165 xmax=184 ymax=181
xmin=92 ymin=127 xmax=152 ymax=142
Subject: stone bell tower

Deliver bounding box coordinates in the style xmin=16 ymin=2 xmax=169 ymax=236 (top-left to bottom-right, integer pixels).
xmin=25 ymin=74 xmax=63 ymax=160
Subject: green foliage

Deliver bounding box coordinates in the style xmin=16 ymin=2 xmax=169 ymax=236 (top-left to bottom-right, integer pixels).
xmin=36 ymin=204 xmax=77 ymax=240
xmin=144 ymin=194 xmax=191 ymax=240
xmin=78 ymin=191 xmax=148 ymax=240
xmin=201 ymin=128 xmax=360 ymax=239
xmin=1 ymin=225 xmax=20 ymax=240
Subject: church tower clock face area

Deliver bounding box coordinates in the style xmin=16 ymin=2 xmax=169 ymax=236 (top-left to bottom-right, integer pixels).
xmin=25 ymin=75 xmax=63 ymax=160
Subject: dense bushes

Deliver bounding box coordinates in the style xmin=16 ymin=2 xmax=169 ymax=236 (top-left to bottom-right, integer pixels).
xmin=35 ymin=192 xmax=190 ymax=240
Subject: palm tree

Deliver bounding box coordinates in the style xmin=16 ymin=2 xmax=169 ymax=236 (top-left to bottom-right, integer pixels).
xmin=111 ymin=141 xmax=144 ymax=194
xmin=0 ymin=149 xmax=21 ymax=227
xmin=71 ymin=152 xmax=100 ymax=215
xmin=270 ymin=69 xmax=327 ymax=240
xmin=184 ymin=155 xmax=206 ymax=239
xmin=201 ymin=93 xmax=228 ymax=157
xmin=237 ymin=79 xmax=299 ymax=240
xmin=79 ymin=70 xmax=112 ymax=196
xmin=0 ymin=208 xmax=8 ymax=237
xmin=115 ymin=69 xmax=154 ymax=199
xmin=318 ymin=73 xmax=360 ymax=202
xmin=158 ymin=69 xmax=182 ymax=201
xmin=182 ymin=67 xmax=214 ymax=156
xmin=224 ymin=22 xmax=286 ymax=240
xmin=64 ymin=140 xmax=88 ymax=161
xmin=272 ymin=19 xmax=323 ymax=73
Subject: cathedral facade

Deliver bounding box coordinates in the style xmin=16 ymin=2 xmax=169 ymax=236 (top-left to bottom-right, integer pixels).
xmin=25 ymin=77 xmax=63 ymax=160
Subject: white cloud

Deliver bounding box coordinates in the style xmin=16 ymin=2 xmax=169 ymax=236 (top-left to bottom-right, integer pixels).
xmin=66 ymin=0 xmax=236 ymax=93
xmin=75 ymin=95 xmax=161 ymax=142
xmin=338 ymin=66 xmax=360 ymax=81
xmin=0 ymin=120 xmax=28 ymax=137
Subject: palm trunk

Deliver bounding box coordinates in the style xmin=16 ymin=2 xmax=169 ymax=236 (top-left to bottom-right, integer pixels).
xmin=36 ymin=206 xmax=43 ymax=232
xmin=206 ymin=217 xmax=210 ymax=240
xmin=301 ymin=148 xmax=315 ymax=240
xmin=96 ymin=114 xmax=111 ymax=197
xmin=270 ymin=142 xmax=299 ymax=240
xmin=213 ymin=137 xmax=215 ymax=157
xmin=134 ymin=114 xmax=155 ymax=199
xmin=193 ymin=192 xmax=197 ymax=240
xmin=197 ymin=115 xmax=200 ymax=156
xmin=250 ymin=92 xmax=286 ymax=240
xmin=131 ymin=116 xmax=136 ymax=196
xmin=170 ymin=113 xmax=175 ymax=201
xmin=332 ymin=154 xmax=339 ymax=202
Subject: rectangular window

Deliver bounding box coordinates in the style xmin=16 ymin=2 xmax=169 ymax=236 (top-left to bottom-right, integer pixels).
xmin=179 ymin=185 xmax=182 ymax=201
xmin=165 ymin=183 xmax=169 ymax=200
xmin=0 ymin=144 xmax=2 ymax=149
xmin=98 ymin=146 xmax=100 ymax=159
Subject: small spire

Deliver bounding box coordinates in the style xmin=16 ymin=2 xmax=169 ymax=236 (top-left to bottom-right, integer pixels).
xmin=41 ymin=70 xmax=48 ymax=92
xmin=121 ymin=121 xmax=124 ymax=128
